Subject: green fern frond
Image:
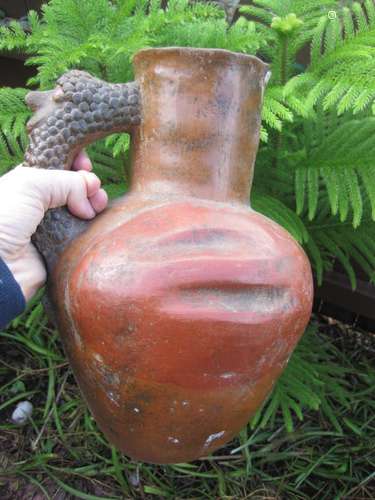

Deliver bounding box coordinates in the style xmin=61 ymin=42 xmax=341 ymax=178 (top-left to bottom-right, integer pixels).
xmin=307 ymin=167 xmax=319 ymax=221
xmin=240 ymin=0 xmax=342 ymax=86
xmin=251 ymin=325 xmax=351 ymax=433
xmin=261 ymin=105 xmax=283 ymax=131
xmin=305 ymin=235 xmax=324 ymax=285
xmin=286 ymin=2 xmax=375 ymax=115
xmin=105 ymin=134 xmax=130 ymax=158
xmin=252 ymin=191 xmax=309 ymax=244
xmin=144 ymin=0 xmax=261 ymax=53
xmin=295 ymin=167 xmax=306 ymax=214
xmin=311 ymin=15 xmax=328 ymax=61
xmin=0 ymin=88 xmax=30 ymax=132
xmin=307 ymin=217 xmax=375 ymax=287
xmin=0 ymin=88 xmax=30 ymax=174
xmin=0 ymin=20 xmax=28 ymax=52
xmin=262 ymin=86 xmax=300 ymax=133
xmin=1 ymin=0 xmax=262 ymax=89
xmin=358 ymin=165 xmax=375 ymax=220
xmin=0 ymin=131 xmax=27 ymax=174
xmin=87 ymin=139 xmax=126 ymax=186
xmin=293 ymin=116 xmax=375 ymax=227
xmin=260 ymin=126 xmax=268 ymax=142
xmin=240 ymin=0 xmax=338 ymax=29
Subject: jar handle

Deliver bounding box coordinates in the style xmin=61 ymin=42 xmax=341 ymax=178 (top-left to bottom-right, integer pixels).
xmin=23 ymin=70 xmax=141 ymax=271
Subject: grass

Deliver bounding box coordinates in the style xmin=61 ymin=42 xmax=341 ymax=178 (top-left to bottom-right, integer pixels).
xmin=0 ymin=303 xmax=374 ymax=499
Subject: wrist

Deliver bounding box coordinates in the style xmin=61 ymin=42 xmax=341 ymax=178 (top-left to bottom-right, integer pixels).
xmin=1 ymin=246 xmax=46 ymax=303
xmin=0 ymin=257 xmax=26 ymax=328
xmin=1 ymin=255 xmax=28 ymax=301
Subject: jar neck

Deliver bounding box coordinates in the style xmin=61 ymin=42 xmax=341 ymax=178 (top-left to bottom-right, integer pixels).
xmin=129 ymin=48 xmax=268 ymax=205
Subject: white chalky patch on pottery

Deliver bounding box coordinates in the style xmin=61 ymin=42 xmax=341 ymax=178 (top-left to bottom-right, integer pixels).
xmin=168 ymin=437 xmax=180 ymax=444
xmin=204 ymin=430 xmax=225 ymax=447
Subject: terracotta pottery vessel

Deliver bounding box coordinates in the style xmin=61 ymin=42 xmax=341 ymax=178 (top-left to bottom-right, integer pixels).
xmin=24 ymin=48 xmax=313 ymax=464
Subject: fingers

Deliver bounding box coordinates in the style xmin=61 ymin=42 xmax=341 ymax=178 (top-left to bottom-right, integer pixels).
xmin=77 ymin=170 xmax=101 ymax=197
xmin=89 ymin=188 xmax=108 ymax=214
xmin=69 ymin=152 xmax=105 ymax=217
xmin=65 ymin=170 xmax=108 ymax=219
xmin=72 ymin=150 xmax=92 ymax=172
xmin=65 ymin=170 xmax=100 ymax=219
xmin=8 ymin=167 xmax=108 ymax=220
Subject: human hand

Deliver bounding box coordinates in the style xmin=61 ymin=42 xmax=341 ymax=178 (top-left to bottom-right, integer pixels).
xmin=0 ymin=151 xmax=108 ymax=301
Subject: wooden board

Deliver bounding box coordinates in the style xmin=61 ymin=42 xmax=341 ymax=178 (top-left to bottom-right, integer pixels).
xmin=0 ymin=1 xmax=28 ymax=17
xmin=0 ymin=56 xmax=36 ymax=87
xmin=0 ymin=0 xmax=44 ymax=17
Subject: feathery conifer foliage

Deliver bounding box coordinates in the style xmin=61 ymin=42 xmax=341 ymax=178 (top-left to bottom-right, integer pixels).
xmin=0 ymin=0 xmax=374 ymax=453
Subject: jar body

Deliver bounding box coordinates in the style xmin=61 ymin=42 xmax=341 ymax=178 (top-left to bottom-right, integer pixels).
xmin=51 ymin=193 xmax=313 ymax=464
xmin=23 ymin=48 xmax=313 ymax=464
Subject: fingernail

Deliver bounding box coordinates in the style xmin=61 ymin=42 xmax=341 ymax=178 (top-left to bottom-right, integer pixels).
xmin=87 ymin=206 xmax=96 ymax=218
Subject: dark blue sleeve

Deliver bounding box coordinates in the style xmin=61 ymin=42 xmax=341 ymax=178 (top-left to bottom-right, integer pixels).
xmin=0 ymin=258 xmax=26 ymax=330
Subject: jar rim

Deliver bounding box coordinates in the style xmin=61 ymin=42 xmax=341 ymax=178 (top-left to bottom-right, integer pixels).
xmin=133 ymin=46 xmax=269 ymax=71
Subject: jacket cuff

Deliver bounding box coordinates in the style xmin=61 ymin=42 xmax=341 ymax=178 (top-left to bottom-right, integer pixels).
xmin=0 ymin=257 xmax=26 ymax=330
